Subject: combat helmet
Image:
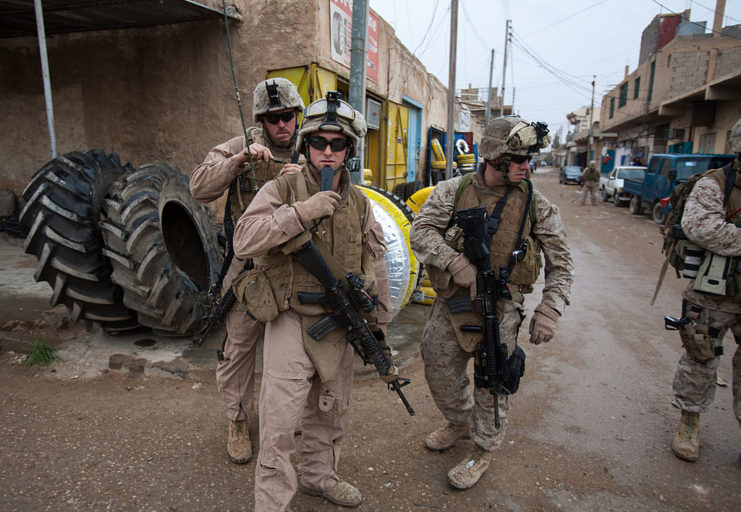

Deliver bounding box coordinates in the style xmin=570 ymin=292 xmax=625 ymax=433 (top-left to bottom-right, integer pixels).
xmin=728 ymin=117 xmax=741 ymax=155
xmin=296 ymin=91 xmax=367 ymax=160
xmin=479 ymin=116 xmax=551 ymax=161
xmin=253 ymin=78 xmax=305 ymax=122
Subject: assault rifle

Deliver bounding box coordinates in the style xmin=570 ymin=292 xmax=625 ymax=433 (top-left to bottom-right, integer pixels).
xmin=291 ymin=237 xmax=415 ymax=416
xmin=196 ymin=259 xmax=254 ymax=348
xmin=453 ymin=206 xmax=513 ymax=428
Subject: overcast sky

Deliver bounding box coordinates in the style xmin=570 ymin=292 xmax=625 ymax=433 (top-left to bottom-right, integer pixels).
xmin=368 ymin=0 xmax=741 ymax=140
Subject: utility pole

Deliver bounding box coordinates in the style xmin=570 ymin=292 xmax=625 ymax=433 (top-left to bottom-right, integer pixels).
xmin=589 ymin=75 xmax=595 ymax=161
xmin=348 ymin=0 xmax=368 ymax=184
xmin=445 ymin=0 xmax=458 ymax=180
xmin=34 ymin=0 xmax=56 ymax=158
xmin=511 ymin=87 xmax=515 ymax=114
xmin=486 ymin=48 xmax=495 ymax=125
xmin=500 ymin=19 xmax=510 ymax=117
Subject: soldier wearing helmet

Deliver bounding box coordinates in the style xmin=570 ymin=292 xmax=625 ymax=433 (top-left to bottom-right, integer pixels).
xmin=668 ymin=116 xmax=741 ymax=463
xmin=580 ymin=159 xmax=600 ymax=206
xmin=232 ymin=92 xmax=392 ymax=509
xmin=190 ymin=77 xmax=304 ymax=466
xmin=410 ymin=116 xmax=573 ymax=490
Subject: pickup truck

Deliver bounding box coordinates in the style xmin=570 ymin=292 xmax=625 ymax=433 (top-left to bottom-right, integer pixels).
xmin=621 ymin=153 xmax=735 ymax=224
xmin=599 ymin=166 xmax=646 ymax=206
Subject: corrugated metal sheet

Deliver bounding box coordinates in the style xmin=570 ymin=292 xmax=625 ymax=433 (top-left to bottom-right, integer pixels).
xmin=0 ymin=0 xmax=237 ymax=38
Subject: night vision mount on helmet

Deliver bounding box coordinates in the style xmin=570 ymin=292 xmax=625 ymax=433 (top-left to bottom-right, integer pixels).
xmin=296 ymin=91 xmax=367 ymax=161
xmin=479 ymin=116 xmax=551 ymax=162
xmin=252 ymin=77 xmax=305 ymax=122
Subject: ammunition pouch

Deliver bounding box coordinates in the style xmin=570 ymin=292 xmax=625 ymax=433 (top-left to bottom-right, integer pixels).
xmin=231 ymin=268 xmax=280 ymax=322
xmin=509 ymin=235 xmax=542 ymax=293
xmin=693 ymin=252 xmax=732 ymax=296
xmin=502 ymin=345 xmax=526 ymax=394
xmin=678 ymin=302 xmax=721 ymax=361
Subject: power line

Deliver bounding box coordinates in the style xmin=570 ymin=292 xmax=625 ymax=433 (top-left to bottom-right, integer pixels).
xmin=411 ymin=0 xmax=440 ymax=56
xmin=518 ymin=0 xmax=610 ymax=39
xmin=689 ymin=0 xmax=741 ymax=25
xmin=649 ymin=0 xmax=741 ymax=39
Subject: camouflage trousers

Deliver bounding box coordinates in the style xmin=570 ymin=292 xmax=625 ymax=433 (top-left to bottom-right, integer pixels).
xmin=420 ymin=294 xmax=525 ymax=451
xmin=580 ymin=181 xmax=598 ymax=205
xmin=216 ymin=256 xmax=263 ymax=421
xmin=672 ymin=296 xmax=741 ymax=429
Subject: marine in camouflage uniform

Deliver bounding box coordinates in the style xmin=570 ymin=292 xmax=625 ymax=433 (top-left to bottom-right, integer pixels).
xmin=190 ymin=78 xmax=305 ymax=465
xmin=233 ymin=93 xmax=392 ymax=510
xmin=580 ymin=160 xmax=599 ymax=206
xmin=410 ymin=116 xmax=573 ymax=489
xmin=670 ymin=117 xmax=741 ymax=463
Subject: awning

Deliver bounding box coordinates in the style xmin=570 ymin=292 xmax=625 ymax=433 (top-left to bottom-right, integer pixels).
xmin=0 ymin=0 xmax=238 ymax=38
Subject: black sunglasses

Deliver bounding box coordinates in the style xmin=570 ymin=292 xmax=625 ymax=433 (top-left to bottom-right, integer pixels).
xmin=308 ymin=135 xmax=350 ymax=152
xmin=263 ymin=111 xmax=296 ymax=124
xmin=509 ymin=154 xmax=532 ymax=164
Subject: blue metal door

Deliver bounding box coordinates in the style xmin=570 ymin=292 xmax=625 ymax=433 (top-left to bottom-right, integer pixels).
xmin=403 ymin=96 xmax=423 ymax=182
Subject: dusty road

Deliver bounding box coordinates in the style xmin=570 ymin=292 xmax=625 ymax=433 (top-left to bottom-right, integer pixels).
xmin=1 ymin=168 xmax=740 ymax=511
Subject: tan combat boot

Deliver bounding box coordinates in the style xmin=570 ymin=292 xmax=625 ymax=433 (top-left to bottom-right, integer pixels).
xmin=301 ymin=479 xmax=362 ymax=508
xmin=447 ymin=444 xmax=493 ymax=489
xmin=671 ymin=410 xmax=700 ymax=462
xmin=227 ymin=419 xmax=252 ymax=464
xmin=424 ymin=422 xmax=469 ymax=451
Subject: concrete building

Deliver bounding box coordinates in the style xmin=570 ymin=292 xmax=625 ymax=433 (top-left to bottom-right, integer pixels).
xmin=598 ymin=2 xmax=741 ymax=173
xmin=0 ymin=0 xmax=464 ymax=200
xmin=565 ymin=106 xmax=604 ymax=167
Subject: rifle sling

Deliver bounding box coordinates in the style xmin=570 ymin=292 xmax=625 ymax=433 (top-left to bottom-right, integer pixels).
xmin=506 ymin=179 xmax=533 ymax=275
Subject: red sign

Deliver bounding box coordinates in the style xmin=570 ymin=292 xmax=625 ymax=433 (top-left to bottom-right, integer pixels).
xmin=329 ymin=0 xmax=379 ymax=83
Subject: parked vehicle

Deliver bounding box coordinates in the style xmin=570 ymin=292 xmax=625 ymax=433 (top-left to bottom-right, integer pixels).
xmin=559 ymin=165 xmax=583 ymax=185
xmin=621 ymin=153 xmax=735 ymax=224
xmin=599 ymin=166 xmax=646 ymax=206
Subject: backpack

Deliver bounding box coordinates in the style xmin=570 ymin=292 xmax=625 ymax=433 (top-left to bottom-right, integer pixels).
xmin=660 ymin=163 xmax=736 ymax=277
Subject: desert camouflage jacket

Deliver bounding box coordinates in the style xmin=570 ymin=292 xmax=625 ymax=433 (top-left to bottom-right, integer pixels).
xmin=410 ymin=176 xmax=574 ymax=314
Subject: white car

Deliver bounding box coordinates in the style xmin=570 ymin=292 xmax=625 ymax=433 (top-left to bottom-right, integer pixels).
xmin=600 ymin=166 xmax=647 ymax=205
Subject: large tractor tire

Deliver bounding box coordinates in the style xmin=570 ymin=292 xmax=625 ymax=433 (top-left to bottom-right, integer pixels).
xmin=19 ymin=150 xmax=139 ymax=334
xmin=100 ymin=163 xmax=223 ymax=336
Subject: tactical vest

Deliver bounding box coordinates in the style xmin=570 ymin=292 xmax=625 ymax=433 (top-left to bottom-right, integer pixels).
xmin=454 ymin=173 xmax=541 ymax=289
xmin=262 ymin=169 xmax=373 ymax=317
xmin=696 ymin=167 xmax=741 ymax=300
xmin=584 ymin=167 xmax=599 ymax=182
xmin=442 ymin=173 xmax=540 ymax=352
xmin=227 ymin=126 xmax=296 ymax=224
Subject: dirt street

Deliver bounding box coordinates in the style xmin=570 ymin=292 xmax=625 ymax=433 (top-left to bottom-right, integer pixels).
xmin=1 ymin=168 xmax=740 ymax=511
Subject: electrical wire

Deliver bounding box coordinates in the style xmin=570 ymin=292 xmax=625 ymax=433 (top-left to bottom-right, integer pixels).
xmin=411 ymin=0 xmax=440 ymax=56
xmin=518 ymin=0 xmax=610 ymax=39
xmin=509 ymin=32 xmax=593 ymax=98
xmin=687 ymin=0 xmax=741 ymax=24
xmin=649 ymin=0 xmax=741 ymax=39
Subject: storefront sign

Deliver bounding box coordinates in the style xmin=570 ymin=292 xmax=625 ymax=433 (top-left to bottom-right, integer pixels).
xmin=329 ymin=0 xmax=379 ymax=83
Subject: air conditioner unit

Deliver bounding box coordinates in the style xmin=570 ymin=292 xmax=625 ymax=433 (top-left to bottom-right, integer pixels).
xmin=665 ymin=128 xmax=685 ymax=139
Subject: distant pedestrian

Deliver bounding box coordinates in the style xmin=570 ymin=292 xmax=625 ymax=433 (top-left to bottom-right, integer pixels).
xmin=580 ymin=160 xmax=599 ymax=206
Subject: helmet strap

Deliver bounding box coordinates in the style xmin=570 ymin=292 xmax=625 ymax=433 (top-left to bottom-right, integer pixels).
xmin=498 ymin=155 xmax=519 ymax=186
